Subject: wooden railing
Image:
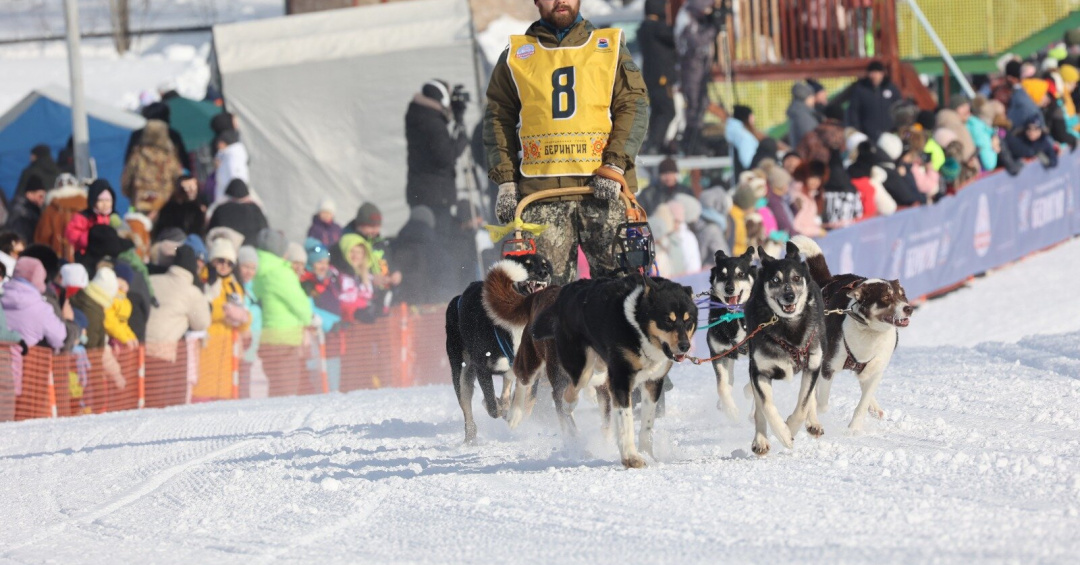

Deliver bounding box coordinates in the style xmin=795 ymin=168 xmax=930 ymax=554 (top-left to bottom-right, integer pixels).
xmin=715 ymin=0 xmax=900 ymax=81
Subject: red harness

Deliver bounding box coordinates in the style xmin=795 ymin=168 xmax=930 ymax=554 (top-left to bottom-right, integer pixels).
xmin=767 ymin=329 xmax=817 ymax=374
xmin=842 ymin=336 xmax=870 ymax=374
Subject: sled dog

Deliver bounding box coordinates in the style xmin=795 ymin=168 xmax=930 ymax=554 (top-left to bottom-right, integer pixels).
xmin=706 ymin=248 xmax=757 ymax=421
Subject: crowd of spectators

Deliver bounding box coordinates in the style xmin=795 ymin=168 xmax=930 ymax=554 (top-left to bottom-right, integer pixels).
xmin=0 ymin=102 xmax=464 ymax=419
xmin=637 ymin=37 xmax=1080 ymax=278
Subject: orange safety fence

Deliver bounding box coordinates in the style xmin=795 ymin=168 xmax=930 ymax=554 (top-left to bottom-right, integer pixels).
xmin=0 ymin=303 xmax=452 ymax=423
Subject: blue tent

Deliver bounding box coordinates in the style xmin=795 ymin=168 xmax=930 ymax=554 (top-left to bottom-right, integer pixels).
xmin=0 ymin=85 xmax=145 ymax=213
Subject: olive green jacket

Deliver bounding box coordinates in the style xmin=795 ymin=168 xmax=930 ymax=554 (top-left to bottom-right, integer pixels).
xmin=483 ymin=19 xmax=649 ymax=196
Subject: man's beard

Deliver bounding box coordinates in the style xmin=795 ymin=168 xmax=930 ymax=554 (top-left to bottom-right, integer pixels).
xmin=543 ymin=3 xmax=578 ymax=29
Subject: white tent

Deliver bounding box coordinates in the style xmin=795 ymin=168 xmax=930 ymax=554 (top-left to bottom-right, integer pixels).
xmin=213 ymin=0 xmax=482 ymax=240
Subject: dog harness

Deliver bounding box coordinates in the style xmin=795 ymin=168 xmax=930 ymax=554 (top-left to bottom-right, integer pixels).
xmin=842 ymin=336 xmax=869 ymax=374
xmin=767 ymin=329 xmax=817 ymax=374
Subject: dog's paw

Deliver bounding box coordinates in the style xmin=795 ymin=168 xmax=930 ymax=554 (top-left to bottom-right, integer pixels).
xmin=868 ymin=401 xmax=884 ymax=419
xmin=507 ymin=406 xmax=525 ymax=430
xmin=752 ymin=435 xmax=770 ymax=456
xmin=776 ymin=428 xmax=795 ymax=449
xmin=622 ymin=454 xmax=647 ymax=469
xmin=806 ymin=423 xmax=825 ymax=437
xmin=464 ymin=426 xmax=478 ymax=445
xmin=847 ymin=418 xmax=865 ymax=433
xmin=717 ymin=397 xmax=741 ymax=422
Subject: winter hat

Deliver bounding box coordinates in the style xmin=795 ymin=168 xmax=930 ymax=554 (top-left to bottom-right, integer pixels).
xmin=732 ymin=105 xmax=753 ymax=123
xmin=91 ymin=267 xmax=119 ymax=301
xmin=806 ymin=78 xmax=825 ymax=94
xmin=867 ymin=60 xmax=886 ymax=73
xmin=791 ymin=81 xmax=814 ymax=101
xmin=1004 ymin=60 xmax=1023 ymax=79
xmin=156 ymin=226 xmax=186 ymax=244
xmin=410 ymin=206 xmax=436 ymax=230
xmin=671 ymin=193 xmax=702 ymax=224
xmin=53 ymin=173 xmax=79 ymax=189
xmin=25 ymin=175 xmax=45 ymax=193
xmin=823 ymin=104 xmax=845 ymax=122
xmin=20 ymin=244 xmax=60 ymax=282
xmin=658 ymin=157 xmax=679 ymax=174
xmin=354 ymin=202 xmax=382 ymax=227
xmin=318 ymin=197 xmax=336 ymax=215
xmin=1022 ymin=78 xmax=1050 ymax=104
xmin=933 ymin=127 xmax=959 ymax=149
xmin=210 ymin=112 xmax=235 ymax=135
xmin=763 ymin=163 xmax=792 ymax=192
xmin=60 ymin=263 xmax=89 ymax=290
xmin=238 ymin=245 xmax=259 ymax=267
xmin=113 ymin=262 xmax=135 ymax=286
xmin=877 ymin=132 xmax=904 ymax=161
xmin=13 ymin=257 xmax=47 ymax=293
xmin=205 ymin=226 xmax=245 ymax=255
xmin=339 ymin=233 xmax=367 ymax=261
xmin=184 ymin=234 xmax=208 ymax=262
xmin=210 ymin=237 xmax=237 ymax=264
xmin=31 ymin=144 xmax=52 ymax=161
xmin=1061 ymin=64 xmax=1080 ymax=84
xmin=1042 ymin=57 xmax=1060 ymax=72
xmin=224 ymin=179 xmax=250 ymax=199
xmin=946 ymin=94 xmax=971 ymax=111
xmin=256 ymin=228 xmax=288 ymax=258
xmin=304 ymin=237 xmax=330 ymax=269
xmin=732 ymin=184 xmax=758 ymax=210
xmin=939 ymin=157 xmax=960 ymax=182
xmin=1066 ymin=28 xmax=1080 ymax=48
xmin=846 ymin=131 xmax=869 ymax=156
xmin=284 ymin=242 xmax=307 ymax=265
xmin=645 ymin=0 xmax=666 ymax=17
xmin=173 ymin=245 xmax=200 ymax=279
xmin=422 ymin=79 xmax=451 ymax=107
xmin=1050 ymin=44 xmax=1069 ymax=61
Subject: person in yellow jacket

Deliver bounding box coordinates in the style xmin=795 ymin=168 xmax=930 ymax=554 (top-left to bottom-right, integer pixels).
xmin=104 ymin=263 xmax=138 ymax=349
xmin=193 ymin=237 xmax=250 ymax=401
xmin=484 ymin=0 xmax=649 ymax=284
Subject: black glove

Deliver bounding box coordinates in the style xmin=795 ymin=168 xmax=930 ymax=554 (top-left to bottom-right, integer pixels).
xmin=18 ymin=340 xmax=28 ymax=356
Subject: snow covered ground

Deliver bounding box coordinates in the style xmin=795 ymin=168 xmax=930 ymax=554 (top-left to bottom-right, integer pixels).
xmin=2 ymin=237 xmax=1080 ymax=563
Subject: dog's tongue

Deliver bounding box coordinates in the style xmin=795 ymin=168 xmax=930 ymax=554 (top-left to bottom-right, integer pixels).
xmin=726 ymin=296 xmax=739 ymax=306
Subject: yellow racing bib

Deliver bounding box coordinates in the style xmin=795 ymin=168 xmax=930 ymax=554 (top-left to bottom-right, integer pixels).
xmin=507 ymin=29 xmax=622 ymax=178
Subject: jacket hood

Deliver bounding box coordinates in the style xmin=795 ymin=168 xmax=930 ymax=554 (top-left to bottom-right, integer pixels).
xmin=1 ymin=279 xmax=43 ymax=311
xmin=86 ymin=180 xmax=115 ymax=214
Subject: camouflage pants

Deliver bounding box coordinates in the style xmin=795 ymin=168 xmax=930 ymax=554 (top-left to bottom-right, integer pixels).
xmin=521 ymin=196 xmax=626 ymax=286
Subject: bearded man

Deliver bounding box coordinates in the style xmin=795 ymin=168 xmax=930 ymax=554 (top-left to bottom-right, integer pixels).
xmin=483 ymin=0 xmax=649 ymax=285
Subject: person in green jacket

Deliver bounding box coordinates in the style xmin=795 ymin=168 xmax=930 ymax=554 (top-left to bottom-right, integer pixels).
xmin=254 ymin=230 xmax=315 ymax=397
xmin=253 ymin=229 xmax=313 ymax=397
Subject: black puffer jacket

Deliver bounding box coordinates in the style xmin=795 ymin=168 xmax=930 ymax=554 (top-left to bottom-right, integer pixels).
xmin=846 ymin=77 xmax=902 ymax=142
xmin=405 ymin=95 xmax=467 ymax=211
xmin=639 ymin=0 xmax=676 ymax=91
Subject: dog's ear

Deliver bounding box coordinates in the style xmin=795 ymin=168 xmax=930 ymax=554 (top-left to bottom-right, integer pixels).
xmin=846 ymin=286 xmax=864 ymax=301
xmin=757 ymin=246 xmax=773 ymax=262
xmin=714 ymin=249 xmax=727 ymax=262
xmin=741 ymin=247 xmax=755 ymax=261
xmin=682 ymin=285 xmax=695 ymax=298
xmin=785 ymin=241 xmax=802 ymax=261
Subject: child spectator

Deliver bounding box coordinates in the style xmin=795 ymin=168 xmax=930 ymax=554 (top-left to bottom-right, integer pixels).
xmin=60 ymin=263 xmax=89 ymax=301
xmin=102 ymin=266 xmax=137 ymax=350
xmin=285 ymin=242 xmax=307 ymax=278
xmin=307 ymin=197 xmax=343 ymax=248
xmin=1007 ymin=114 xmax=1059 ymax=168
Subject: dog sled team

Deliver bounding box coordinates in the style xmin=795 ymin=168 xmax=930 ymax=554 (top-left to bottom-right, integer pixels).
xmin=446 ymin=235 xmax=914 ymax=468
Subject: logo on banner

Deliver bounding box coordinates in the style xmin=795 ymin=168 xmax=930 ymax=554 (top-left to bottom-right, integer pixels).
xmin=974 ymin=194 xmax=992 ymax=257
xmin=888 ymin=238 xmax=904 ymax=280
xmin=1018 ymin=191 xmax=1031 ymax=233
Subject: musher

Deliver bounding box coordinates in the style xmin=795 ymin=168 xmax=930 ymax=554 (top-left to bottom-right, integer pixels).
xmin=483 ymin=0 xmax=649 ymax=286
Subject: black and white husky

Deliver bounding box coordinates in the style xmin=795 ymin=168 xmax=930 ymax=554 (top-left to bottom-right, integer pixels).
xmin=706 ymin=248 xmax=756 ymax=420
xmin=445 ymin=253 xmax=552 ymax=443
xmin=532 ymin=276 xmax=697 ymax=468
xmin=744 ymin=241 xmax=826 ymax=456
xmin=792 ymin=236 xmax=913 ymax=432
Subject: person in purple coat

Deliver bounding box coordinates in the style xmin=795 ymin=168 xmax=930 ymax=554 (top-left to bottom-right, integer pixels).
xmin=1 ymin=257 xmax=67 ymax=418
xmin=306 ymin=197 xmax=343 ymax=248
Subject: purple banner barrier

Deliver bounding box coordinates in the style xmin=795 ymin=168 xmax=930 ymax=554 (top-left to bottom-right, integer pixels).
xmin=678 ymin=152 xmax=1080 ymax=355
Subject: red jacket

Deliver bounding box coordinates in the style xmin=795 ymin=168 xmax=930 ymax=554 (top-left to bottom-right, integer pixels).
xmin=850 ymin=177 xmax=878 ymax=220
xmin=64 ymin=211 xmax=111 ymax=255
